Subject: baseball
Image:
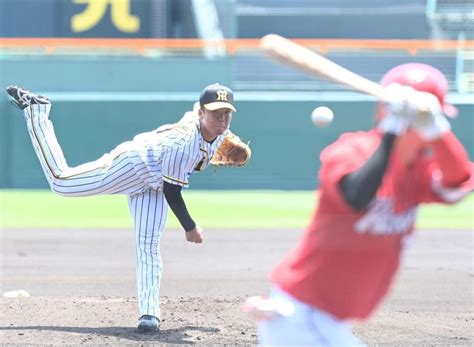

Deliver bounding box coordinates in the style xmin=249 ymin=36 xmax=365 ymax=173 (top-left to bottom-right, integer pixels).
xmin=311 ymin=106 xmax=334 ymax=127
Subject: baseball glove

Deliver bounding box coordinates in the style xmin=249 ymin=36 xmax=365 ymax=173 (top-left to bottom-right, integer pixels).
xmin=210 ymin=131 xmax=251 ymax=167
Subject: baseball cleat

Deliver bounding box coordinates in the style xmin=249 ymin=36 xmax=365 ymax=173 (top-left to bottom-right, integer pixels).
xmin=244 ymin=295 xmax=295 ymax=321
xmin=137 ymin=315 xmax=160 ymax=332
xmin=6 ymin=85 xmax=50 ymax=110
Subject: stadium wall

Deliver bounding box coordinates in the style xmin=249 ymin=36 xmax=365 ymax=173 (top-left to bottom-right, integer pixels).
xmin=1 ymin=97 xmax=472 ymax=190
xmin=1 ymin=57 xmax=472 ymax=190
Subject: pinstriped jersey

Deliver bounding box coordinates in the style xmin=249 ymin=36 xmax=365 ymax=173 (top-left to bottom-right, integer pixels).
xmin=126 ymin=110 xmax=228 ymax=190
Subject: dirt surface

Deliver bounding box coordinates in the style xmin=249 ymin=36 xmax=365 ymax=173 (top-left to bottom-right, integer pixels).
xmin=1 ymin=227 xmax=473 ymax=346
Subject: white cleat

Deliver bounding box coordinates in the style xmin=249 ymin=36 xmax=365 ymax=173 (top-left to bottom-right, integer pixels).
xmin=244 ymin=295 xmax=295 ymax=321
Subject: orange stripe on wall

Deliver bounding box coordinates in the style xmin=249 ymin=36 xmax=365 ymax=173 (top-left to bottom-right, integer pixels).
xmin=0 ymin=38 xmax=472 ymax=55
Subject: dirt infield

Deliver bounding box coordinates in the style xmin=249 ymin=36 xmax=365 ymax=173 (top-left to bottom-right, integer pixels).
xmin=1 ymin=227 xmax=473 ymax=345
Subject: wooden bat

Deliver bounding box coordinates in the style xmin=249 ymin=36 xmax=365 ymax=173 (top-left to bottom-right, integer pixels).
xmin=260 ymin=34 xmax=387 ymax=101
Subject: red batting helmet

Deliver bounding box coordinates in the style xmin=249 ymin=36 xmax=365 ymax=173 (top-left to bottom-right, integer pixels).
xmin=377 ymin=63 xmax=458 ymax=119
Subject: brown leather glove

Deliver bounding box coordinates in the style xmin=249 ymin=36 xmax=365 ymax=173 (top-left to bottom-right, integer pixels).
xmin=210 ymin=131 xmax=252 ymax=167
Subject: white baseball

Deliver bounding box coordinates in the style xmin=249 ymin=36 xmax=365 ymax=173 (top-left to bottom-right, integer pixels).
xmin=311 ymin=106 xmax=334 ymax=127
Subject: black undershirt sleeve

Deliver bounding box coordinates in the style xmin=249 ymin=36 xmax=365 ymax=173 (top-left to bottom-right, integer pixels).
xmin=163 ymin=181 xmax=196 ymax=232
xmin=339 ymin=133 xmax=397 ymax=210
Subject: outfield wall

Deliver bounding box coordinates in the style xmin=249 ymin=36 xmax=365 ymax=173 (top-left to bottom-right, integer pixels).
xmin=1 ymin=56 xmax=472 ymax=190
xmin=1 ymin=96 xmax=472 ymax=190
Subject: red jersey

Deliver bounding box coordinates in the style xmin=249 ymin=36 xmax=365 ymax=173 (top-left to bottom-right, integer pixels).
xmin=271 ymin=129 xmax=472 ymax=320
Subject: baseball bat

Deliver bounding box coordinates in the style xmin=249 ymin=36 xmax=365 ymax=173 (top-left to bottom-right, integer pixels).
xmin=260 ymin=34 xmax=387 ymax=100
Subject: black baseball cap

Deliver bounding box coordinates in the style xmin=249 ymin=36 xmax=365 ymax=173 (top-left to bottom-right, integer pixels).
xmin=199 ymin=83 xmax=236 ymax=112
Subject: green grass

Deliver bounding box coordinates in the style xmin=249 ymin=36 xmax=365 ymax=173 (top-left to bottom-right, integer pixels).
xmin=0 ymin=190 xmax=472 ymax=229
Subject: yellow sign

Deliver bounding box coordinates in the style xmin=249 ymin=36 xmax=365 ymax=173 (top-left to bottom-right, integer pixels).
xmin=72 ymin=0 xmax=140 ymax=33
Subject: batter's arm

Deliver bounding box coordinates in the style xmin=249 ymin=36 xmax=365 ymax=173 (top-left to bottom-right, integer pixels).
xmin=431 ymin=132 xmax=471 ymax=187
xmin=340 ymin=133 xmax=397 ymax=210
xmin=163 ymin=181 xmax=196 ymax=231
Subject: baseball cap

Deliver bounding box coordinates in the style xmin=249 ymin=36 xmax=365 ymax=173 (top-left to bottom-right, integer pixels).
xmin=199 ymin=83 xmax=236 ymax=112
xmin=380 ymin=63 xmax=457 ymax=117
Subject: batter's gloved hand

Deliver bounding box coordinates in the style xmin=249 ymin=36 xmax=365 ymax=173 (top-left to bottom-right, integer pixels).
xmin=409 ymin=91 xmax=451 ymax=141
xmin=378 ymin=83 xmax=418 ymax=135
xmin=185 ymin=225 xmax=204 ymax=243
xmin=210 ymin=131 xmax=251 ymax=167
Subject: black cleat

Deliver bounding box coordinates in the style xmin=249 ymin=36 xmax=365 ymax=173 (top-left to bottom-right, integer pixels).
xmin=6 ymin=85 xmax=50 ymax=110
xmin=137 ymin=315 xmax=160 ymax=332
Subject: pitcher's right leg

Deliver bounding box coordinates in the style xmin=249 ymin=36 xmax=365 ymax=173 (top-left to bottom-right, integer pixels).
xmin=8 ymin=86 xmax=149 ymax=196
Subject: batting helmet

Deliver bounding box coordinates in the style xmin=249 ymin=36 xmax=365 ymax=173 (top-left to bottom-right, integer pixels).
xmin=377 ymin=63 xmax=458 ymax=119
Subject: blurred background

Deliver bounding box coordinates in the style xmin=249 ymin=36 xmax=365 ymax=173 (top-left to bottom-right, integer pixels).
xmin=0 ymin=0 xmax=473 ymax=190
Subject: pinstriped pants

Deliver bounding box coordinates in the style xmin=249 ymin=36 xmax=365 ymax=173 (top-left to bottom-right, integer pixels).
xmin=24 ymin=104 xmax=167 ymax=319
xmin=128 ymin=190 xmax=168 ymax=319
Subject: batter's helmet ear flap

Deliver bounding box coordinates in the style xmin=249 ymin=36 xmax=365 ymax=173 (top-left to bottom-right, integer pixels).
xmin=379 ymin=63 xmax=458 ymax=118
xmin=442 ymin=103 xmax=458 ymax=118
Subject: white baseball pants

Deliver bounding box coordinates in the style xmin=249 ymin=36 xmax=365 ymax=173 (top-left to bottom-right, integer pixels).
xmin=258 ymin=287 xmax=365 ymax=347
xmin=24 ymin=104 xmax=150 ymax=196
xmin=24 ymin=104 xmax=167 ymax=319
xmin=128 ymin=189 xmax=168 ymax=319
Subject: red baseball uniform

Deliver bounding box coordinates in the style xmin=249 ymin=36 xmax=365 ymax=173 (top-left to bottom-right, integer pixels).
xmin=271 ymin=129 xmax=472 ymax=321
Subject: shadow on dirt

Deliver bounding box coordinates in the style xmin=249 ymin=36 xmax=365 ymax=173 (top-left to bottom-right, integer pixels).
xmin=0 ymin=325 xmax=221 ymax=344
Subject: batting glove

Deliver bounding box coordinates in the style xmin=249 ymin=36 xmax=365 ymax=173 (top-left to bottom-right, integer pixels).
xmin=409 ymin=91 xmax=451 ymax=141
xmin=378 ymin=84 xmax=417 ymax=135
